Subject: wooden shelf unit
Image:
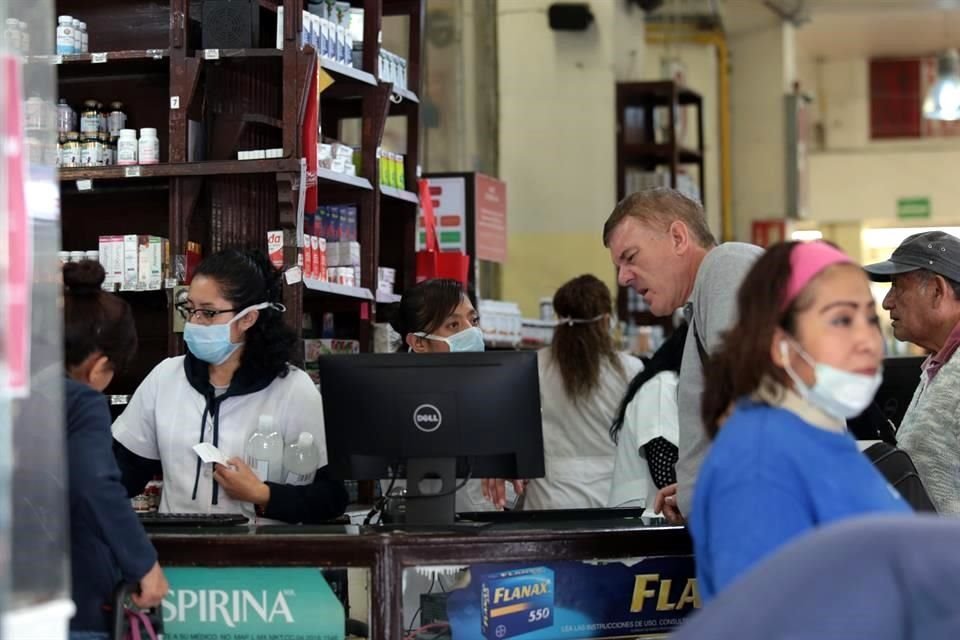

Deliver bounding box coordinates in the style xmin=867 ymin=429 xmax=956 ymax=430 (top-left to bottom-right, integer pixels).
xmin=615 ymin=80 xmax=705 ymax=337
xmin=53 ymin=0 xmax=424 ymax=398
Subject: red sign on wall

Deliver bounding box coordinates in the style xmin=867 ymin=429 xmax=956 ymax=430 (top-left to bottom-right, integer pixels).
xmin=474 ymin=174 xmax=507 ymax=264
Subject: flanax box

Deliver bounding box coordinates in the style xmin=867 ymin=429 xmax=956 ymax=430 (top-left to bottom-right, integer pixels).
xmin=481 ymin=566 xmax=555 ymax=639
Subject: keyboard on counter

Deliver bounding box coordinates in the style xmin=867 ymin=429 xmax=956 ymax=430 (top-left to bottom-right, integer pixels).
xmin=137 ymin=512 xmax=248 ymax=527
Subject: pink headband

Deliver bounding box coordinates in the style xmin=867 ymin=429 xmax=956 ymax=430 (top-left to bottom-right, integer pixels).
xmin=782 ymin=241 xmax=854 ymax=310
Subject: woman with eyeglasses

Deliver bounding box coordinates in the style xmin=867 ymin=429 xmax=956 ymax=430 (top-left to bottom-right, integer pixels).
xmin=112 ymin=248 xmax=348 ymax=523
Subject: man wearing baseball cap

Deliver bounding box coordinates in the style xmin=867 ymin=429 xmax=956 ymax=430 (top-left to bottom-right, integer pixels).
xmin=864 ymin=230 xmax=960 ymax=513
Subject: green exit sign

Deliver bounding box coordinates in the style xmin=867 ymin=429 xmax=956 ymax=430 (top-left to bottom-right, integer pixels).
xmin=897 ymin=197 xmax=931 ymax=219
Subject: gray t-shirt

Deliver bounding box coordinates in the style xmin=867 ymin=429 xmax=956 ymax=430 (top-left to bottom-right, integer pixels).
xmin=675 ymin=242 xmax=763 ymax=515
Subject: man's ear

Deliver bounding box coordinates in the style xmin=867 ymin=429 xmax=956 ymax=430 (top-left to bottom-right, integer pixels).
xmin=929 ymin=275 xmax=953 ymax=310
xmin=669 ymin=220 xmax=691 ymax=255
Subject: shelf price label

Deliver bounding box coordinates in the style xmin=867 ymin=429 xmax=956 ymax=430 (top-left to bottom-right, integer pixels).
xmin=76 ymin=179 xmax=93 ymax=191
xmin=203 ymin=49 xmax=220 ymax=60
xmin=124 ymin=166 xmax=141 ymax=178
xmin=147 ymin=49 xmax=164 ymax=60
xmin=91 ymin=52 xmax=108 ymax=64
xmin=52 ymin=55 xmax=63 ymax=65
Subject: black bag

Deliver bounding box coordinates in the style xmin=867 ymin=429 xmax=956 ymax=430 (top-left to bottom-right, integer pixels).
xmin=862 ymin=442 xmax=937 ymax=512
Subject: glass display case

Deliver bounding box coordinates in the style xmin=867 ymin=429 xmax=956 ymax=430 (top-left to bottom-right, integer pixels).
xmin=1 ymin=0 xmax=71 ymax=636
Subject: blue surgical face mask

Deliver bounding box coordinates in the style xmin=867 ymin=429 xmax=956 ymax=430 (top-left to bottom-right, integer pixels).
xmin=414 ymin=326 xmax=486 ymax=353
xmin=184 ymin=302 xmax=280 ymax=365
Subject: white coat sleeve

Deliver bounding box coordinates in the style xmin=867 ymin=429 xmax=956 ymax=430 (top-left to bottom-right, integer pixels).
xmin=111 ymin=358 xmax=164 ymax=460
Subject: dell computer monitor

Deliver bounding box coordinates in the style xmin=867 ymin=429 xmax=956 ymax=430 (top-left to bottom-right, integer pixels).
xmin=317 ymin=351 xmax=545 ymax=526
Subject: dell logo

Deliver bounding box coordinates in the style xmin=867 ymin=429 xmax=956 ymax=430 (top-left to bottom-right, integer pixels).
xmin=413 ymin=404 xmax=442 ymax=432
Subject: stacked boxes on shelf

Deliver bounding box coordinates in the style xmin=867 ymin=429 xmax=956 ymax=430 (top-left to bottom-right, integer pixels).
xmin=278 ymin=4 xmax=357 ymax=67
xmin=376 ymin=267 xmax=395 ymax=297
xmin=300 ymin=205 xmax=361 ymax=287
xmin=319 ymin=138 xmax=357 ymax=177
xmin=97 ymin=235 xmax=170 ymax=292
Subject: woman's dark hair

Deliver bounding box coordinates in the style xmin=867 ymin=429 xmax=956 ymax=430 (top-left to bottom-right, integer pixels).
xmin=63 ymin=260 xmax=137 ymax=372
xmin=701 ymin=241 xmax=823 ymax=438
xmin=193 ymin=247 xmax=295 ymax=378
xmin=551 ymin=275 xmax=624 ymax=403
xmin=610 ymin=322 xmax=689 ymax=444
xmin=388 ymin=279 xmax=469 ymax=351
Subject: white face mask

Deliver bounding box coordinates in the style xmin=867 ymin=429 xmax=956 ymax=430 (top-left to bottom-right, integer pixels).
xmin=779 ymin=340 xmax=883 ymax=420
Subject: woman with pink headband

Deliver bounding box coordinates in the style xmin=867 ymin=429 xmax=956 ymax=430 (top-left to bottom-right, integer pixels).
xmin=689 ymin=241 xmax=912 ymax=602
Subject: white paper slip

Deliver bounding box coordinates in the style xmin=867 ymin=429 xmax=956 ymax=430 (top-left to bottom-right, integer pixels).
xmin=192 ymin=442 xmax=231 ymax=466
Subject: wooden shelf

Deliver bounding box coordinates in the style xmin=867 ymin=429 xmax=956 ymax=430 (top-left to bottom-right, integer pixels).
xmin=321 ymin=60 xmax=378 ymax=87
xmin=194 ymin=48 xmax=284 ymax=61
xmin=390 ymin=86 xmax=420 ymax=103
xmin=380 ymin=185 xmax=419 ymax=204
xmin=29 ymin=49 xmax=169 ymax=65
xmin=623 ymin=143 xmax=702 ymax=165
xmin=59 ymin=159 xmax=301 ymax=182
xmin=303 ymin=278 xmax=374 ymax=301
xmin=317 ymin=168 xmax=374 ymax=190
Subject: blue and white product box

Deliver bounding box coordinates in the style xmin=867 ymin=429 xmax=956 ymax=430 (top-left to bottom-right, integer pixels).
xmin=481 ymin=567 xmax=555 ymax=640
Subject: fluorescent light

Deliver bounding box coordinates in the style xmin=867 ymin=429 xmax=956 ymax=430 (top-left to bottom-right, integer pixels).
xmin=923 ymin=49 xmax=960 ymax=121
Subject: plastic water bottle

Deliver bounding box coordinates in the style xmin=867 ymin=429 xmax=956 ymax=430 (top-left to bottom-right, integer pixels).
xmin=282 ymin=432 xmax=320 ymax=485
xmin=244 ymin=415 xmax=284 ymax=483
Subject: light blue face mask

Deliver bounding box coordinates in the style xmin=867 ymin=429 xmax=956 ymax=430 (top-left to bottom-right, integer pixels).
xmin=414 ymin=326 xmax=486 ymax=353
xmin=184 ymin=302 xmax=281 ymax=365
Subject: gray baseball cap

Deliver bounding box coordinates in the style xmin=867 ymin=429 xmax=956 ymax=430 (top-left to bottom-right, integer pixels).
xmin=863 ymin=230 xmax=960 ymax=283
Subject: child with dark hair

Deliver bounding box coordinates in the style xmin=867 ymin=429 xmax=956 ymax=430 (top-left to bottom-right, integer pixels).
xmin=112 ymin=248 xmax=348 ymax=524
xmin=692 ymin=241 xmax=912 ymax=601
xmin=63 ymin=260 xmax=167 ymax=638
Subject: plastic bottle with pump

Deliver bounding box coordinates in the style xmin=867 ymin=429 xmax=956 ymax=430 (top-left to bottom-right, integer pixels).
xmin=244 ymin=415 xmax=284 ymax=483
xmin=282 ymin=432 xmax=320 ymax=485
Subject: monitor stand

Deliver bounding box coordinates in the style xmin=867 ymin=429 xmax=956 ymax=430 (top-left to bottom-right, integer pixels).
xmin=405 ymin=457 xmax=457 ymax=526
xmin=372 ymin=457 xmax=493 ymax=532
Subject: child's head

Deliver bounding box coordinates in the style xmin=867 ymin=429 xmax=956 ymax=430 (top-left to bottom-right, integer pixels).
xmin=702 ymin=241 xmax=883 ymax=434
xmin=63 ymin=260 xmax=137 ymax=391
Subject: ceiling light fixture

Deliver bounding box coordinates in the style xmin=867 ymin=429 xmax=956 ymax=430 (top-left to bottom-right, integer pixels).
xmin=923 ymin=49 xmax=960 ymax=121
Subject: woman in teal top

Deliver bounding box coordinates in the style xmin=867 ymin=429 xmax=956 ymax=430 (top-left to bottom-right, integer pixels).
xmin=692 ymin=241 xmax=912 ymax=601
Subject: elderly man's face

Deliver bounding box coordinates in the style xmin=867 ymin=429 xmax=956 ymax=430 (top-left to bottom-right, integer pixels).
xmin=882 ymin=271 xmax=935 ymax=347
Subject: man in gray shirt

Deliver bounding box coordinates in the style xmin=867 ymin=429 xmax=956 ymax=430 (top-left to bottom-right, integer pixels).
xmin=603 ymin=188 xmax=762 ymax=521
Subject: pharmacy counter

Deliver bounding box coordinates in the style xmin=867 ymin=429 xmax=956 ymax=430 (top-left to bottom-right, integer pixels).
xmin=150 ymin=515 xmax=696 ymax=639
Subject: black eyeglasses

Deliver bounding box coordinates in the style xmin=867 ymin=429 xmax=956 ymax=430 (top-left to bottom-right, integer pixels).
xmin=176 ymin=303 xmax=240 ymax=322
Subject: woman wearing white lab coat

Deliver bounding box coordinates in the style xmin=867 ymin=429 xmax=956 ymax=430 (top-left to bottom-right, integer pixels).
xmin=112 ymin=248 xmax=347 ymax=523
xmin=521 ymin=275 xmax=643 ymax=510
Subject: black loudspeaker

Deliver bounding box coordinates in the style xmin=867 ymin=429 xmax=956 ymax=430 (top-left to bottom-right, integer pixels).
xmin=201 ymin=0 xmax=260 ymax=49
xmin=548 ymin=3 xmax=595 ymax=31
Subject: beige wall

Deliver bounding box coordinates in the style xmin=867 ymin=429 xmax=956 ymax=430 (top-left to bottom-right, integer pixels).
xmin=498 ymin=0 xmax=647 ymax=315
xmin=728 ymin=17 xmax=797 ymax=241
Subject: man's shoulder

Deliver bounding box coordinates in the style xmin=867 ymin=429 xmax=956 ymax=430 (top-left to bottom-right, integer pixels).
xmin=702 ymin=242 xmax=764 ymax=269
xmin=694 ymin=242 xmax=763 ymax=298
